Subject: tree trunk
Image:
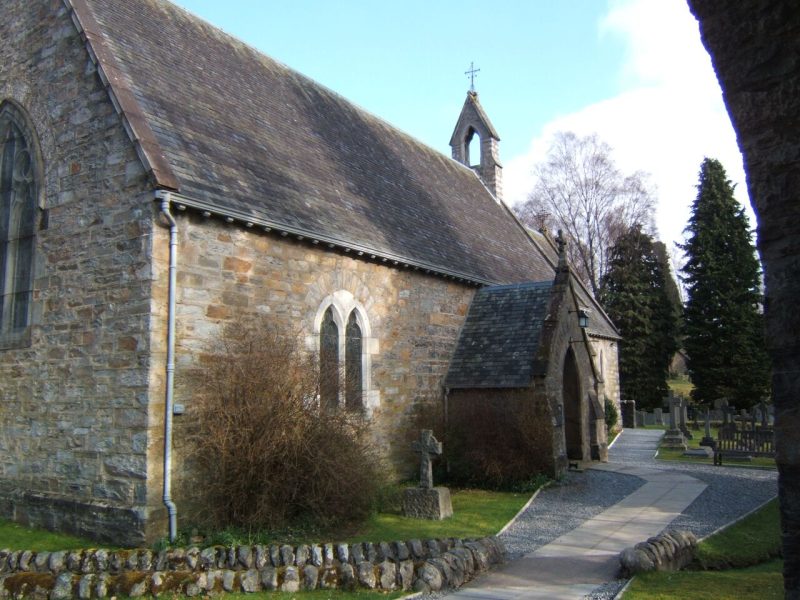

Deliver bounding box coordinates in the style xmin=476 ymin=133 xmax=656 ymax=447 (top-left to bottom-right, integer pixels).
xmin=687 ymin=1 xmax=800 ymax=597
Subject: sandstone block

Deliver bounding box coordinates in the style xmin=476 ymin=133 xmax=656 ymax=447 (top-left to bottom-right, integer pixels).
xmin=403 ymin=487 xmax=453 ymax=520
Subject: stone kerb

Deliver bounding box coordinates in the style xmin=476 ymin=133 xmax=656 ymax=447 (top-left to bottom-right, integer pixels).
xmin=0 ymin=537 xmax=505 ymax=598
xmin=618 ymin=529 xmax=698 ymax=578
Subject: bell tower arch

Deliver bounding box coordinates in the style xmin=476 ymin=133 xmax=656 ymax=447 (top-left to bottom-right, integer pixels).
xmin=449 ymin=91 xmax=503 ymax=201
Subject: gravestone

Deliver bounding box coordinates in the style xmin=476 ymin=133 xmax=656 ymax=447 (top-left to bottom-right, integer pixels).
xmin=654 ymin=407 xmax=664 ymax=426
xmin=699 ymin=408 xmax=716 ymax=449
xmin=402 ymin=430 xmax=453 ymax=520
xmin=662 ymin=398 xmax=687 ymax=449
xmin=755 ymin=401 xmax=769 ymax=427
xmin=621 ymin=400 xmax=636 ymax=428
xmin=676 ymin=397 xmax=693 ymax=439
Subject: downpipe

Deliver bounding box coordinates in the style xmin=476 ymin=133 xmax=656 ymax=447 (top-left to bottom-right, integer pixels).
xmin=156 ymin=189 xmax=178 ymax=542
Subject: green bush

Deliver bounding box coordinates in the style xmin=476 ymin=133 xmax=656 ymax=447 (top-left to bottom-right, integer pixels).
xmin=605 ymin=397 xmax=619 ymax=434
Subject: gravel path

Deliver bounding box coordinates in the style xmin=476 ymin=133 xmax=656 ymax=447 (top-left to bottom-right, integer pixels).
xmin=434 ymin=429 xmax=778 ymax=599
xmin=584 ymin=431 xmax=778 ymax=598
xmin=608 ymin=430 xmax=778 ymax=539
xmin=500 ymin=469 xmax=645 ymax=560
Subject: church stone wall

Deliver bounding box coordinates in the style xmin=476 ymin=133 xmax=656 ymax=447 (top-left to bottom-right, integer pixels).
xmin=0 ymin=0 xmax=155 ymax=545
xmin=594 ymin=339 xmax=620 ymax=412
xmin=149 ymin=212 xmax=476 ymax=524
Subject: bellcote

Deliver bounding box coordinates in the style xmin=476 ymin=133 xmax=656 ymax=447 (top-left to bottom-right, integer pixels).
xmin=449 ymin=91 xmax=503 ymax=201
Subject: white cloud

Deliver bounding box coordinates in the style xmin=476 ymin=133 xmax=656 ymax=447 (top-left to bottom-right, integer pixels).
xmin=504 ymin=0 xmax=753 ymax=252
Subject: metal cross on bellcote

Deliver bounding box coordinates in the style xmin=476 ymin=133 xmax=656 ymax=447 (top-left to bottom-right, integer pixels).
xmin=465 ymin=61 xmax=480 ymax=92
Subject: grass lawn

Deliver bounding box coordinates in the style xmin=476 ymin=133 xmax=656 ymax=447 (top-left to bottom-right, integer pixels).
xmin=667 ymin=376 xmax=694 ymax=398
xmin=655 ymin=424 xmax=777 ymax=469
xmin=695 ymin=499 xmax=781 ymax=569
xmin=0 ymin=519 xmax=97 ymax=551
xmin=623 ymin=559 xmax=783 ymax=600
xmin=623 ymin=499 xmax=782 ymax=600
xmin=345 ymin=488 xmax=531 ymax=543
xmin=0 ymin=487 xmax=531 ymax=551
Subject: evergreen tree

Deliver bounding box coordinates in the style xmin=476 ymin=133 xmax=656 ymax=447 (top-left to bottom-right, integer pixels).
xmin=680 ymin=158 xmax=770 ymax=408
xmin=599 ymin=226 xmax=679 ymax=409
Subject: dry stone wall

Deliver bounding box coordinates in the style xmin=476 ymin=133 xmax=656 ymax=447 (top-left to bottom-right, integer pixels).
xmin=618 ymin=530 xmax=697 ymax=577
xmin=0 ymin=536 xmax=504 ymax=598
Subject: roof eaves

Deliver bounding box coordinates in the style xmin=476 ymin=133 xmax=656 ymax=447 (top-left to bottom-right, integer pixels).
xmin=161 ymin=191 xmax=493 ymax=287
xmin=570 ymin=274 xmax=622 ymax=339
xmin=64 ymin=0 xmax=180 ymax=191
xmin=446 ymin=381 xmax=531 ymax=390
xmin=468 ymin=93 xmax=501 ymax=139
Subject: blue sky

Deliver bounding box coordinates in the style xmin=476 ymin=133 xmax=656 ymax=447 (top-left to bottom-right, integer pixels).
xmin=171 ymin=0 xmax=750 ymax=257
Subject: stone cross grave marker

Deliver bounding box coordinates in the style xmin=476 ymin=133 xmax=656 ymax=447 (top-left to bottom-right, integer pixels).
xmin=412 ymin=429 xmax=442 ymax=489
xmin=700 ymin=408 xmax=716 ymax=449
xmin=403 ymin=430 xmax=453 ymax=520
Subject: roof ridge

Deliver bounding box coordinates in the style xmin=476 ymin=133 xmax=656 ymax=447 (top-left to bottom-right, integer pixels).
xmin=64 ymin=0 xmax=179 ymax=190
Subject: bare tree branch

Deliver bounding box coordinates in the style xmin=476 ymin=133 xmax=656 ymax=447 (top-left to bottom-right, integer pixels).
xmin=516 ymin=132 xmax=657 ymax=294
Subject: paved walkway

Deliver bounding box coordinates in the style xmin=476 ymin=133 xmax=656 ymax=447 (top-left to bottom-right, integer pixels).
xmin=447 ymin=430 xmax=707 ymax=599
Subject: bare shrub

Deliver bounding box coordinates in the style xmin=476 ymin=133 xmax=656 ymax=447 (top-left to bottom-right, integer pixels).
xmin=188 ymin=318 xmax=380 ymax=530
xmin=445 ymin=390 xmax=554 ymax=489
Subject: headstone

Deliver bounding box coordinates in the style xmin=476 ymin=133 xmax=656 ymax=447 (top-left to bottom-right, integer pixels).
xmin=758 ymin=401 xmax=769 ymax=428
xmin=621 ymin=400 xmax=636 ymax=428
xmin=662 ymin=399 xmax=687 ymax=449
xmin=699 ymin=408 xmax=715 ymax=449
xmin=402 ymin=430 xmax=453 ymax=520
xmin=678 ymin=398 xmax=693 ymax=440
xmin=654 ymin=408 xmax=664 ymax=426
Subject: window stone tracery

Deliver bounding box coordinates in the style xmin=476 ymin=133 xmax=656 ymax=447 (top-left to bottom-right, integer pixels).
xmin=0 ymin=102 xmax=39 ymax=346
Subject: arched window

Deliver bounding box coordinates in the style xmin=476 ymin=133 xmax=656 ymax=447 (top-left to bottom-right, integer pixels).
xmin=314 ymin=291 xmax=378 ymax=415
xmin=319 ymin=306 xmax=339 ymax=410
xmin=345 ymin=310 xmax=363 ymax=411
xmin=0 ymin=105 xmax=37 ymax=339
xmin=466 ymin=127 xmax=481 ymax=168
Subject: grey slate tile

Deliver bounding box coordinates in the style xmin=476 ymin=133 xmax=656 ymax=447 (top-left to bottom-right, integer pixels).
xmin=445 ymin=281 xmax=554 ymax=389
xmin=81 ymin=0 xmax=555 ymax=284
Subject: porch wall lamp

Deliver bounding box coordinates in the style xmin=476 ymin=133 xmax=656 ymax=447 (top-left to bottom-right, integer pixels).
xmin=570 ymin=307 xmax=590 ymax=329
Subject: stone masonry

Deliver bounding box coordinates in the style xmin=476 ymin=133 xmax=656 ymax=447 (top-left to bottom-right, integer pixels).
xmin=158 ymin=214 xmax=476 ymax=522
xmin=0 ymin=1 xmax=154 ymax=545
xmin=0 ymin=536 xmax=506 ymax=598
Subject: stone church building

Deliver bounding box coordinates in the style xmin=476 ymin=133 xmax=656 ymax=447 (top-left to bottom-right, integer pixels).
xmin=1 ymin=0 xmax=620 ymax=545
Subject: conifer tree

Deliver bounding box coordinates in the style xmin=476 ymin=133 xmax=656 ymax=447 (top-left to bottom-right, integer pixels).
xmin=680 ymin=158 xmax=770 ymax=408
xmin=599 ymin=226 xmax=679 ymax=409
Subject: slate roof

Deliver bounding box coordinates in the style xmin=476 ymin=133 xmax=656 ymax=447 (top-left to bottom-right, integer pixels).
xmin=445 ymin=281 xmax=555 ymax=389
xmin=67 ymin=0 xmax=557 ymax=285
